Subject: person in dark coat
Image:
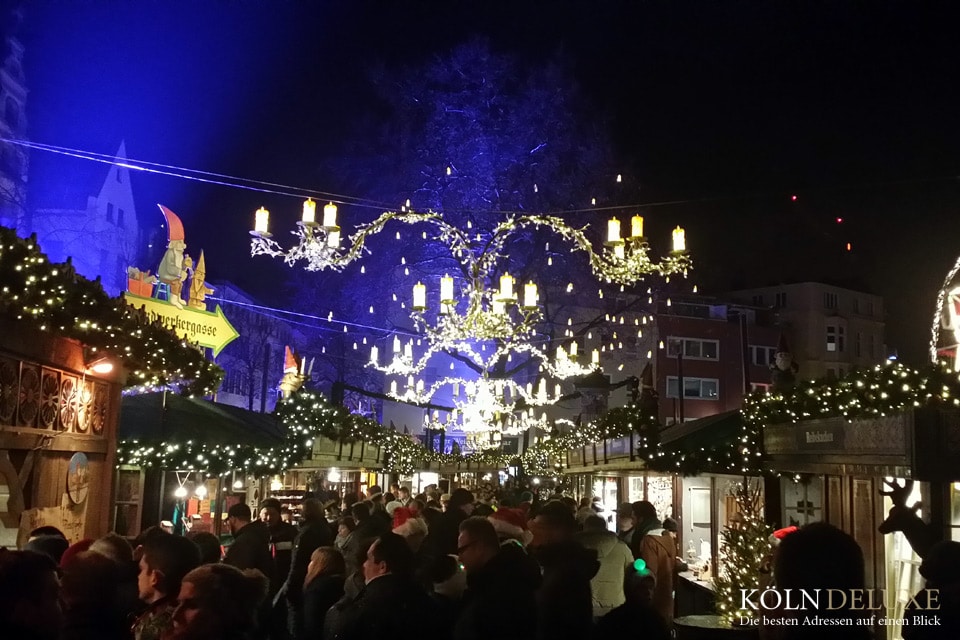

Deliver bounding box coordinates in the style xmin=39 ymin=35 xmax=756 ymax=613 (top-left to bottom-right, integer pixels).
xmin=341 ymin=502 xmax=384 ymax=580
xmin=59 ymin=551 xmax=131 ymax=640
xmin=593 ymin=566 xmax=670 ymax=640
xmin=454 ymin=517 xmax=541 ymax=640
xmin=0 ymin=550 xmax=63 ymax=640
xmin=530 ymin=501 xmax=600 ymax=640
xmin=323 ymin=532 xmax=436 ymax=640
xmin=285 ymin=498 xmax=335 ymax=638
xmin=422 ymin=488 xmax=475 ymax=558
xmin=224 ymin=503 xmax=275 ymax=639
xmin=302 ymin=547 xmax=346 ymax=639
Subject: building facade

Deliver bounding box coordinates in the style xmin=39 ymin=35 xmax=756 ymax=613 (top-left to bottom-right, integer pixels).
xmin=0 ymin=7 xmax=28 ymax=230
xmin=725 ymin=282 xmax=886 ymax=381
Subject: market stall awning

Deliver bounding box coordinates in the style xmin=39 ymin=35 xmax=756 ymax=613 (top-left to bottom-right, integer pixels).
xmin=659 ymin=410 xmax=744 ymax=452
xmin=119 ymin=392 xmax=285 ymax=448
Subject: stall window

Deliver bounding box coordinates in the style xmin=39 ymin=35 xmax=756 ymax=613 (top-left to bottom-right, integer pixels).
xmin=781 ymin=475 xmax=823 ymax=527
xmin=883 ymin=478 xmax=925 ymax=640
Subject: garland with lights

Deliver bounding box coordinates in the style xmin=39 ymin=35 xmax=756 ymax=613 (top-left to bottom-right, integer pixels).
xmin=0 ymin=227 xmax=223 ymax=395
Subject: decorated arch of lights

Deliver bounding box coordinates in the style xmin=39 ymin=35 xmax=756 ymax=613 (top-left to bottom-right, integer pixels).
xmin=251 ymin=200 xmax=692 ymax=448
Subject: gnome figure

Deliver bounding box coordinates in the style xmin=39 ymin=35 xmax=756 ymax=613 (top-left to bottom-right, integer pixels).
xmin=278 ymin=346 xmax=311 ymax=398
xmin=638 ymin=361 xmax=659 ymax=416
xmin=770 ymin=333 xmax=799 ymax=393
xmin=157 ymin=205 xmax=187 ymax=309
xmin=187 ymin=251 xmax=215 ymax=310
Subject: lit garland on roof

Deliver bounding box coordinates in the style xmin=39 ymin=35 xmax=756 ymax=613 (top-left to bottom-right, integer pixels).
xmin=0 ymin=227 xmax=223 ymax=395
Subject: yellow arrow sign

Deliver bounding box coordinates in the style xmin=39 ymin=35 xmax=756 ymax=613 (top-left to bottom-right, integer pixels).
xmin=123 ymin=292 xmax=240 ymax=357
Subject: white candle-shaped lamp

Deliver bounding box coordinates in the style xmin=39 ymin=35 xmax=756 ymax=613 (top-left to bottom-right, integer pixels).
xmin=393 ymin=336 xmax=401 ymax=354
xmin=569 ymin=342 xmax=578 ymax=358
xmin=416 ymin=379 xmax=424 ymax=394
xmin=592 ymin=349 xmax=600 ymax=365
xmin=672 ymin=226 xmax=686 ymax=252
xmin=555 ymin=384 xmax=562 ymax=397
xmin=614 ymin=244 xmax=625 ymax=259
xmin=323 ymin=202 xmax=338 ymax=227
xmin=370 ymin=345 xmax=378 ymax=365
xmin=492 ymin=300 xmax=506 ymax=315
xmin=390 ymin=380 xmax=398 ymax=395
xmin=302 ymin=198 xmax=316 ymax=224
xmin=404 ymin=341 xmax=413 ymax=360
xmin=556 ymin=345 xmax=565 ymax=361
xmin=440 ymin=274 xmax=454 ymax=302
xmin=327 ymin=229 xmax=340 ymax=248
xmin=412 ymin=282 xmax=426 ymax=310
xmin=631 ymin=215 xmax=644 ymax=238
xmin=499 ymin=273 xmax=514 ymax=300
xmin=453 ymin=382 xmax=460 ymax=397
xmin=523 ymin=282 xmax=538 ymax=308
xmin=254 ymin=207 xmax=270 ymax=234
xmin=607 ymin=218 xmax=621 ymax=243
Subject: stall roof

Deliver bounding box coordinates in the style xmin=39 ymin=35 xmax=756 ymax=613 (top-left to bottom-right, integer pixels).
xmin=119 ymin=392 xmax=285 ymax=447
xmin=659 ymin=410 xmax=743 ymax=451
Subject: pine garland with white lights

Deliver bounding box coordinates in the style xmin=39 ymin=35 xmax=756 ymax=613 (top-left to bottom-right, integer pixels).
xmin=713 ymin=481 xmax=774 ymax=625
xmin=0 ymin=227 xmax=223 ymax=395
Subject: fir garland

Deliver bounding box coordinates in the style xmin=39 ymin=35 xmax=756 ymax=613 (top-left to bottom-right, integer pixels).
xmin=0 ymin=227 xmax=223 ymax=395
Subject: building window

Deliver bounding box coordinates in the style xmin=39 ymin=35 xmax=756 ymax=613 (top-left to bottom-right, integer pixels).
xmin=752 ymin=295 xmax=764 ymax=306
xmin=118 ymin=208 xmax=125 ymax=228
xmin=750 ymin=382 xmax=771 ymax=393
xmin=869 ymin=334 xmax=876 ymax=359
xmin=667 ymin=338 xmax=719 ymax=361
xmin=750 ymin=345 xmax=777 ymax=367
xmin=824 ymin=292 xmax=838 ymax=309
xmin=855 ymin=332 xmax=862 ymax=357
xmin=826 ymin=325 xmax=845 ymax=353
xmin=853 ymin=298 xmax=860 ymax=314
xmin=666 ymin=376 xmax=719 ymax=400
xmin=775 ymin=292 xmax=787 ymax=307
xmin=116 ymin=168 xmax=122 ymax=183
xmin=106 ymin=203 xmax=114 ymax=224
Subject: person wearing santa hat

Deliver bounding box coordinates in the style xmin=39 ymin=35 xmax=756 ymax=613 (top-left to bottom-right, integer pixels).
xmin=156 ymin=205 xmax=189 ymax=309
xmin=391 ymin=507 xmax=428 ymax=553
xmin=487 ymin=507 xmax=534 ymax=547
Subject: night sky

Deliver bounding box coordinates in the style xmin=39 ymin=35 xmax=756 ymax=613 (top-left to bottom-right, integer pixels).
xmin=17 ymin=1 xmax=960 ymax=364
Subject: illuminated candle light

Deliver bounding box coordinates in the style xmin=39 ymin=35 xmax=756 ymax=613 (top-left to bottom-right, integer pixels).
xmin=440 ymin=274 xmax=454 ymax=302
xmin=607 ymin=218 xmax=621 ymax=243
xmin=390 ymin=380 xmax=398 ymax=394
xmin=614 ymin=244 xmax=625 ymax=259
xmin=592 ymin=349 xmax=600 ymax=365
xmin=404 ymin=342 xmax=413 ymax=360
xmin=672 ymin=226 xmax=686 ymax=252
xmin=302 ymin=198 xmax=316 ymax=224
xmin=327 ymin=229 xmax=340 ymax=248
xmin=500 ymin=273 xmax=514 ymax=299
xmin=524 ymin=282 xmax=538 ymax=308
xmin=413 ymin=282 xmax=426 ymax=310
xmin=323 ymin=202 xmax=338 ymax=227
xmin=631 ymin=215 xmax=644 ymax=238
xmin=254 ymin=207 xmax=269 ymax=234
xmin=370 ymin=346 xmax=378 ymax=365
xmin=492 ymin=300 xmax=505 ymax=315
xmin=569 ymin=342 xmax=578 ymax=358
xmin=393 ymin=336 xmax=401 ymax=353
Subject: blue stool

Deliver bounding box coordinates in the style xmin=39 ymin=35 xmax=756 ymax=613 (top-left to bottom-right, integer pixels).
xmin=154 ymin=281 xmax=171 ymax=301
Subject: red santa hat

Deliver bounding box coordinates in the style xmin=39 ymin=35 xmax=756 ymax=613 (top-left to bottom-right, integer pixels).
xmin=488 ymin=507 xmax=533 ymax=547
xmin=769 ymin=525 xmax=798 ymax=545
xmin=392 ymin=507 xmax=427 ymax=538
xmin=283 ymin=346 xmax=299 ymax=374
xmin=157 ymin=204 xmax=185 ymax=243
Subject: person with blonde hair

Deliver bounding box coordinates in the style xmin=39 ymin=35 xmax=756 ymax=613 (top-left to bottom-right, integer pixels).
xmin=164 ymin=563 xmax=269 ymax=640
xmin=302 ymin=547 xmax=346 ymax=638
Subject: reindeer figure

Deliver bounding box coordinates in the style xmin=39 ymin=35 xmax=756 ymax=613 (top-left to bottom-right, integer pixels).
xmin=878 ymin=478 xmax=938 ymax=559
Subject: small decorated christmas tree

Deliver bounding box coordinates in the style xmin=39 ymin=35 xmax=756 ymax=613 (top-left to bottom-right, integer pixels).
xmin=713 ymin=480 xmax=774 ymax=625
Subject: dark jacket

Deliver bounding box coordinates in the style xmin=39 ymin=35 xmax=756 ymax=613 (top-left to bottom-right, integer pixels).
xmin=593 ymin=601 xmax=671 ymax=640
xmin=287 ymin=518 xmax=335 ymax=606
xmin=302 ymin=574 xmax=345 ymax=640
xmin=323 ymin=573 xmax=436 ymax=640
xmin=266 ymin=520 xmax=299 ymax=592
xmin=533 ymin=540 xmax=600 ymax=640
xmin=224 ymin=521 xmax=276 ymax=590
xmin=422 ymin=508 xmax=468 ymax=559
xmin=341 ymin=518 xmax=383 ymax=577
xmin=454 ymin=542 xmax=542 ymax=640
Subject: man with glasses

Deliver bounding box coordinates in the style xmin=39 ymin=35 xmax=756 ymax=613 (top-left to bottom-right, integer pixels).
xmin=454 ymin=517 xmax=540 ymax=640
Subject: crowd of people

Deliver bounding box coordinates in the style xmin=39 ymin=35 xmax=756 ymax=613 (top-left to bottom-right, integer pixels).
xmin=2 ymin=483 xmax=958 ymax=639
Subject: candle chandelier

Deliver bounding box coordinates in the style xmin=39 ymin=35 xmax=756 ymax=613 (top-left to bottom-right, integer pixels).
xmin=251 ymin=200 xmax=692 ymax=442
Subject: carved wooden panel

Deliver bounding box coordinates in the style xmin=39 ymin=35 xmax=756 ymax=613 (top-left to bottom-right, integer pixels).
xmin=39 ymin=368 xmax=60 ymax=430
xmin=0 ymin=357 xmax=17 ymax=424
xmin=75 ymin=380 xmax=94 ymax=433
xmin=91 ymin=383 xmax=108 ymax=435
xmin=827 ymin=475 xmax=844 ymax=527
xmin=17 ymin=364 xmax=40 ymax=427
xmin=59 ymin=374 xmax=78 ymax=432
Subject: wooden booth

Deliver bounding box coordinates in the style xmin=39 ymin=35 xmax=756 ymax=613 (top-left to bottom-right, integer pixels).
xmin=0 ymin=324 xmax=122 ymax=547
